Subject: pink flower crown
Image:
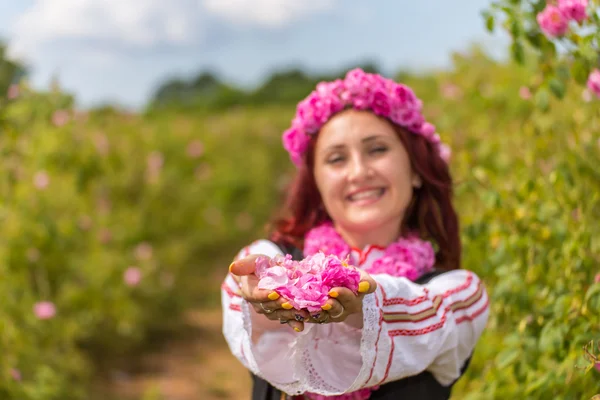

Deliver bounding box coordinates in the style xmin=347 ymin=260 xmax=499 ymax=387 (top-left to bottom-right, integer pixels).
xmin=282 ymin=68 xmax=451 ymax=167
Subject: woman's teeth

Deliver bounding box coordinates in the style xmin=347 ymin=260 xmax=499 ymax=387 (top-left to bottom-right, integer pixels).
xmin=348 ymin=189 xmax=384 ymax=201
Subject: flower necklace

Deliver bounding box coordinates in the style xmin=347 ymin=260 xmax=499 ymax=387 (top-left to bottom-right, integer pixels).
xmin=304 ymin=221 xmax=436 ymax=280
xmin=301 ymin=221 xmax=436 ymax=400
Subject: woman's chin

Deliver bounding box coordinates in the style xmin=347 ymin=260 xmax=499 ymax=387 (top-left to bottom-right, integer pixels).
xmin=339 ymin=213 xmax=395 ymax=234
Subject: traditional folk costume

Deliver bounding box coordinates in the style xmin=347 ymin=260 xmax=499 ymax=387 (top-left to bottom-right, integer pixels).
xmin=222 ymin=224 xmax=489 ymax=399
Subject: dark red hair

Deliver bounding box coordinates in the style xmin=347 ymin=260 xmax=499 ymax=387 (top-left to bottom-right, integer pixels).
xmin=269 ymin=115 xmax=461 ymax=270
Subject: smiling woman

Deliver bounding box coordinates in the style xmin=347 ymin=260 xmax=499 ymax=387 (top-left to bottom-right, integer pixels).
xmin=222 ymin=68 xmax=489 ymax=400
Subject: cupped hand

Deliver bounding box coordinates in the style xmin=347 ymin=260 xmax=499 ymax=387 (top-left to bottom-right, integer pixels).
xmin=229 ymin=255 xmax=309 ymax=331
xmin=308 ymin=268 xmax=377 ymax=326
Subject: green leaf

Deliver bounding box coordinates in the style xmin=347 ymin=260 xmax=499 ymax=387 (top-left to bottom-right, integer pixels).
xmin=510 ymin=18 xmax=522 ymax=38
xmin=525 ymin=374 xmax=550 ymax=394
xmin=525 ymin=30 xmax=543 ymax=48
xmin=496 ymin=348 xmax=520 ymax=369
xmin=511 ymin=41 xmax=525 ymax=64
xmin=539 ymin=37 xmax=557 ymax=60
xmin=549 ymin=78 xmax=566 ymax=99
xmin=555 ymin=64 xmax=570 ymax=81
xmin=571 ymin=59 xmax=591 ymax=85
xmin=535 ymin=87 xmax=550 ymax=111
xmin=481 ymin=10 xmax=496 ymax=32
xmin=532 ymin=0 xmax=547 ymax=13
xmin=487 ymin=14 xmax=495 ymax=32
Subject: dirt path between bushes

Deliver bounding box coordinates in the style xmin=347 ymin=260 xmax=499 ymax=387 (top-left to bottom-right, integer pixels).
xmin=99 ymin=306 xmax=251 ymax=400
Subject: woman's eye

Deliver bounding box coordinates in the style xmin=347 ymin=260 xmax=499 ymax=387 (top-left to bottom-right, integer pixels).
xmin=370 ymin=146 xmax=387 ymax=154
xmin=327 ymin=156 xmax=344 ymax=164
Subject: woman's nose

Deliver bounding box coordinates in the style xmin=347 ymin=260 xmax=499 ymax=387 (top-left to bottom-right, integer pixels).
xmin=348 ymin=155 xmax=369 ymax=181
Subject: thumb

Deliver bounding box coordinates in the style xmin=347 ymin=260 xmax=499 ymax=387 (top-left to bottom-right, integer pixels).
xmin=229 ymin=254 xmax=268 ymax=276
xmin=357 ymin=269 xmax=378 ymax=295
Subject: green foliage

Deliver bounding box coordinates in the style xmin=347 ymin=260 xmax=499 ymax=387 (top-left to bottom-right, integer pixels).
xmin=0 ymin=81 xmax=294 ymax=399
xmin=482 ymin=0 xmax=600 ymax=109
xmin=0 ymin=42 xmax=27 ymax=97
xmin=1 ymin=47 xmax=599 ymax=399
xmin=146 ymin=61 xmax=382 ymax=112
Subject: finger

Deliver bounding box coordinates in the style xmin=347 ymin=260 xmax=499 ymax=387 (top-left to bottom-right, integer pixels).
xmin=229 ymin=254 xmax=266 ymax=276
xmin=305 ymin=310 xmax=329 ymax=323
xmin=321 ymin=298 xmax=345 ymax=321
xmin=287 ymin=319 xmax=304 ymax=332
xmin=250 ymin=298 xmax=310 ymax=317
xmin=240 ymin=275 xmax=272 ymax=303
xmin=327 ymin=287 xmax=361 ymax=313
xmin=356 ymin=270 xmax=378 ymax=295
xmin=264 ymin=309 xmax=309 ymax=323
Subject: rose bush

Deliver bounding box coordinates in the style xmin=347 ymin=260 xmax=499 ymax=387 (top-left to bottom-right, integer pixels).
xmin=1 ymin=46 xmax=598 ymax=399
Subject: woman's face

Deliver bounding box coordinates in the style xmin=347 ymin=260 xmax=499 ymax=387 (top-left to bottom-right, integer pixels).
xmin=313 ymin=109 xmax=421 ymax=238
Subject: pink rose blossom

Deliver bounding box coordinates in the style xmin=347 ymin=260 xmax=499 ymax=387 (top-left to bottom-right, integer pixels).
xmin=124 ymin=267 xmax=142 ymax=287
xmin=33 ymin=171 xmax=50 ymax=190
xmin=99 ymin=228 xmax=112 ymax=244
xmin=537 ymin=5 xmax=569 ymax=37
xmin=438 ymin=143 xmax=452 ymax=162
xmin=186 ymin=140 xmax=204 ymax=158
xmin=420 ymin=122 xmax=436 ymax=138
xmin=52 ymin=110 xmax=70 ymax=127
xmin=7 ymin=84 xmax=19 ymax=100
xmin=595 ymin=363 xmax=600 ymax=372
xmin=586 ymin=69 xmax=600 ymax=99
xmin=134 ymin=242 xmax=153 ymax=261
xmin=147 ymin=151 xmax=164 ymax=172
xmin=558 ymin=0 xmax=588 ymax=23
xmin=255 ymin=252 xmax=361 ymax=312
xmin=519 ymin=86 xmax=532 ymax=100
xmin=371 ymin=89 xmax=391 ymax=117
xmin=10 ymin=368 xmax=22 ymax=381
xmin=594 ymin=273 xmax=600 ymax=284
xmin=34 ymin=301 xmax=56 ymax=320
xmin=441 ymin=83 xmax=463 ymax=100
xmin=282 ymin=127 xmax=310 ymax=166
xmin=93 ymin=132 xmax=110 ymax=156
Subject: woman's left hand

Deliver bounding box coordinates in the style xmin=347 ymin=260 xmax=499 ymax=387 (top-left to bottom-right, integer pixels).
xmin=308 ymin=269 xmax=377 ymax=326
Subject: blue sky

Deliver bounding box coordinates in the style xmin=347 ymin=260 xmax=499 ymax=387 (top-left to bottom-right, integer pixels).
xmin=0 ymin=0 xmax=508 ymax=110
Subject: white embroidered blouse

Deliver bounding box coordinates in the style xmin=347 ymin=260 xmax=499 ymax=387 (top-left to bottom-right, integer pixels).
xmin=221 ymin=239 xmax=490 ymax=397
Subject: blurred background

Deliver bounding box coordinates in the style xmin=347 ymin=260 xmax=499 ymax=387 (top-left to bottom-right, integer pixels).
xmin=0 ymin=1 xmax=599 ymax=399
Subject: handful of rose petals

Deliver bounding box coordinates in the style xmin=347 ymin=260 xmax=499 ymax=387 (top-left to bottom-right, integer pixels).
xmin=255 ymin=252 xmax=361 ymax=312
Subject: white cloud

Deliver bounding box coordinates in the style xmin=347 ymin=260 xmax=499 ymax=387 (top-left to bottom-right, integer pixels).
xmin=8 ymin=0 xmax=204 ymax=60
xmin=202 ymin=0 xmax=337 ymax=28
xmin=8 ymin=0 xmax=338 ymax=61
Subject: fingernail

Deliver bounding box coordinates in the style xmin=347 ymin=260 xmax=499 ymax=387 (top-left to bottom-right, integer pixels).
xmin=321 ymin=304 xmax=332 ymax=311
xmin=294 ymin=327 xmax=301 ymax=332
xmin=358 ymin=281 xmax=370 ymax=293
xmin=228 ymin=262 xmax=235 ymax=273
xmin=295 ymin=314 xmax=305 ymax=322
xmin=282 ymin=302 xmax=293 ymax=310
xmin=268 ymin=292 xmax=280 ymax=301
xmin=328 ymin=290 xmax=339 ymax=298
xmin=312 ymin=313 xmax=321 ymax=320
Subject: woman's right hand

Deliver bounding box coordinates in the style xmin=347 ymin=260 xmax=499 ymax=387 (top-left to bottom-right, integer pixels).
xmin=229 ymin=254 xmax=309 ymax=332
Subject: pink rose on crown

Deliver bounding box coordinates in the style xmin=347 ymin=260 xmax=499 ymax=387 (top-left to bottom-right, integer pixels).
xmin=371 ymin=89 xmax=392 ymax=118
xmin=282 ymin=127 xmax=310 ymax=166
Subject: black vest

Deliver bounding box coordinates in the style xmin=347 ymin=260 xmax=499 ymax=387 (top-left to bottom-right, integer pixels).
xmin=250 ymin=243 xmax=472 ymax=400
